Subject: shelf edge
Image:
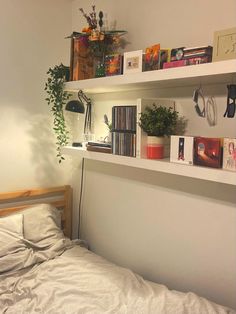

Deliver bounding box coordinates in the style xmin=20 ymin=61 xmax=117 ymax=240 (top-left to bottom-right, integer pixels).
xmin=62 ymin=146 xmax=236 ymax=186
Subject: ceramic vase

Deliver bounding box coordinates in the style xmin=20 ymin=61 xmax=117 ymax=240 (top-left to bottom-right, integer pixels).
xmin=147 ymin=136 xmax=164 ymax=159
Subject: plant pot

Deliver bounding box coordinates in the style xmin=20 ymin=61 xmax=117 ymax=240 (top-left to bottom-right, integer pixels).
xmin=147 ymin=136 xmax=164 ymax=159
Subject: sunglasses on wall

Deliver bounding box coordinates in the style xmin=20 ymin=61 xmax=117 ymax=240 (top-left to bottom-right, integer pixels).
xmin=224 ymin=84 xmax=236 ymax=118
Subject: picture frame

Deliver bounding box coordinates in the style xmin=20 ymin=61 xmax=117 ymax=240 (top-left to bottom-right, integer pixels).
xmin=123 ymin=50 xmax=143 ymax=74
xmin=212 ymin=27 xmax=236 ymax=62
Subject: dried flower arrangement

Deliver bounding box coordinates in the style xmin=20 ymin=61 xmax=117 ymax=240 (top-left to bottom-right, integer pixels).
xmin=78 ymin=5 xmax=127 ymax=59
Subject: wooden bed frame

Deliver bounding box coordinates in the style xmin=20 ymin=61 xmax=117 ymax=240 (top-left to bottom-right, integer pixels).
xmin=0 ymin=185 xmax=72 ymax=238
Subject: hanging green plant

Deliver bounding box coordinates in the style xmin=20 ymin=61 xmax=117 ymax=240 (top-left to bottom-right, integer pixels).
xmin=45 ymin=64 xmax=71 ymax=163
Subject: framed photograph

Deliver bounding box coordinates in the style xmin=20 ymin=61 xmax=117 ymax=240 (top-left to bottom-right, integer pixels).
xmin=212 ymin=27 xmax=236 ymax=62
xmin=123 ymin=50 xmax=143 ymax=74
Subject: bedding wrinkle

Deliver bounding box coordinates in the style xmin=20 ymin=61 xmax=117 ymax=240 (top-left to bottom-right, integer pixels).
xmin=2 ymin=244 xmax=234 ymax=314
xmin=0 ymin=234 xmax=235 ymax=313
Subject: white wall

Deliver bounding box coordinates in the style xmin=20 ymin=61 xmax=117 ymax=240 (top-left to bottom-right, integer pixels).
xmin=72 ymin=0 xmax=236 ymax=310
xmin=0 ymin=0 xmax=73 ymax=192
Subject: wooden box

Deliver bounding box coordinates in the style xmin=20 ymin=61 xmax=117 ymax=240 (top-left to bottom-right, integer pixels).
xmin=70 ymin=36 xmax=94 ymax=81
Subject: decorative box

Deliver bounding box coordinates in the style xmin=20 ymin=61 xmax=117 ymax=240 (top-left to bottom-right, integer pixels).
xmin=193 ymin=137 xmax=223 ymax=168
xmin=223 ymin=138 xmax=236 ymax=171
xmin=170 ymin=136 xmax=194 ymax=165
xmin=105 ymin=54 xmax=123 ymax=76
xmin=70 ymin=36 xmax=94 ymax=81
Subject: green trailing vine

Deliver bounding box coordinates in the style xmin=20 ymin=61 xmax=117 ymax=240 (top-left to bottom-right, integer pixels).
xmin=45 ymin=64 xmax=70 ymax=163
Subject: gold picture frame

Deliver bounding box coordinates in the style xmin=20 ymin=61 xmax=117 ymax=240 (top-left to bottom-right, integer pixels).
xmin=212 ymin=27 xmax=236 ymax=62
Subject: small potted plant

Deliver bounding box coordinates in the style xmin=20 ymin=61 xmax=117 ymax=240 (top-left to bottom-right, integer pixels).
xmin=139 ymin=104 xmax=179 ymax=159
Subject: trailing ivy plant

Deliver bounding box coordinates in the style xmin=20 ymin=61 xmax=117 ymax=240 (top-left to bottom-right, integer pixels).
xmin=45 ymin=64 xmax=71 ymax=163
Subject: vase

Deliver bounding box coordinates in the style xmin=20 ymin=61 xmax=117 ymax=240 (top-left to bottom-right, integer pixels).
xmin=147 ymin=136 xmax=164 ymax=159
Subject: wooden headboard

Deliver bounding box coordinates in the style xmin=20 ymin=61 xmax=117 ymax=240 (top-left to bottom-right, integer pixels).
xmin=0 ymin=185 xmax=72 ymax=239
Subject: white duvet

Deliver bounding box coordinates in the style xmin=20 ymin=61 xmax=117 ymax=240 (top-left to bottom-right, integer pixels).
xmin=0 ymin=243 xmax=235 ymax=314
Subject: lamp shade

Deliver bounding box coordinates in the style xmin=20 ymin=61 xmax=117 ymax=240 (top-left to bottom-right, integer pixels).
xmin=65 ymin=100 xmax=85 ymax=114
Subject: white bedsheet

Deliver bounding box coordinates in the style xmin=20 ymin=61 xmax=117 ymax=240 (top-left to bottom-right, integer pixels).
xmin=0 ymin=244 xmax=235 ymax=314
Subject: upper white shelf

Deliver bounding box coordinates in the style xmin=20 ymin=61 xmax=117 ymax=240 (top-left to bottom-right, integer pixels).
xmin=64 ymin=59 xmax=236 ymax=94
xmin=62 ymin=146 xmax=236 ymax=186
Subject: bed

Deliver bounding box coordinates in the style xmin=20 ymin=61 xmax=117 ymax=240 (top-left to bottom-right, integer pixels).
xmin=0 ymin=186 xmax=235 ymax=314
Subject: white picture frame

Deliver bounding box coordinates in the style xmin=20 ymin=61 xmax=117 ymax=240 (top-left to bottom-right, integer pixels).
xmin=123 ymin=50 xmax=143 ymax=74
xmin=212 ymin=27 xmax=236 ymax=62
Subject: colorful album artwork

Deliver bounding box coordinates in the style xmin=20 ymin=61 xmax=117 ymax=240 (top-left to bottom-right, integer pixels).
xmin=105 ymin=54 xmax=122 ymax=76
xmin=170 ymin=136 xmax=194 ymax=165
xmin=193 ymin=137 xmax=222 ymax=168
xmin=144 ymin=44 xmax=160 ymax=71
xmin=223 ymin=138 xmax=236 ymax=171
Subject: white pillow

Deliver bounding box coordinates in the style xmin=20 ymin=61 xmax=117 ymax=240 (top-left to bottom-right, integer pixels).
xmin=0 ymin=214 xmax=24 ymax=257
xmin=20 ymin=203 xmax=64 ymax=246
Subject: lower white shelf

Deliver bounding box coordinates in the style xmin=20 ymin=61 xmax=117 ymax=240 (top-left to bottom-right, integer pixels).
xmin=62 ymin=146 xmax=236 ymax=186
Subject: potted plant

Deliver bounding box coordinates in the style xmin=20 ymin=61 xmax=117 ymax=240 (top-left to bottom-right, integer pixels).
xmin=45 ymin=64 xmax=70 ymax=163
xmin=139 ymin=104 xmax=179 ymax=159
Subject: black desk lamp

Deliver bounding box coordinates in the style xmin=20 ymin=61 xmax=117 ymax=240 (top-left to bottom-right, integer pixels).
xmin=65 ymin=90 xmax=92 ymax=146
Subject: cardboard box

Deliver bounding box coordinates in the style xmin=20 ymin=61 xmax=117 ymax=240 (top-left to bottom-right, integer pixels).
xmin=170 ymin=136 xmax=194 ymax=165
xmin=223 ymin=138 xmax=236 ymax=171
xmin=193 ymin=137 xmax=223 ymax=168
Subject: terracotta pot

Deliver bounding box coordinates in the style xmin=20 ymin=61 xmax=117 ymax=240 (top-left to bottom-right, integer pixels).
xmin=147 ymin=136 xmax=164 ymax=159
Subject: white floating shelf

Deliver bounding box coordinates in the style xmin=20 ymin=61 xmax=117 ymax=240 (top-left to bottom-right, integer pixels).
xmin=62 ymin=146 xmax=236 ymax=186
xmin=64 ymin=59 xmax=236 ymax=94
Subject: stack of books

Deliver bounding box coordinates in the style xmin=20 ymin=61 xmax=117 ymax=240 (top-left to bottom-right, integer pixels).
xmin=163 ymin=46 xmax=213 ymax=69
xmin=86 ymin=141 xmax=112 ymax=154
xmin=112 ymin=106 xmax=136 ymax=157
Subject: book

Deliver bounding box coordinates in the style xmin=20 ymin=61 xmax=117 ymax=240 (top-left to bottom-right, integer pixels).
xmin=112 ymin=105 xmax=137 ymax=157
xmin=86 ymin=145 xmax=112 ymax=154
xmin=183 ymin=46 xmax=213 ymax=59
xmin=112 ymin=132 xmax=136 ymax=157
xmin=87 ymin=141 xmax=111 ymax=148
xmin=163 ymin=60 xmax=187 ymax=69
xmin=112 ymin=106 xmax=137 ymax=131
